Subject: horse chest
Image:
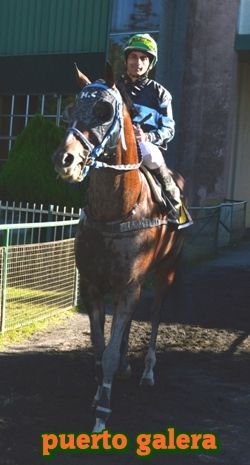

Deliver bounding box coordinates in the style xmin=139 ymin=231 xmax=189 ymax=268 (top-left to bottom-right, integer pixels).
xmin=75 ymin=228 xmax=152 ymax=283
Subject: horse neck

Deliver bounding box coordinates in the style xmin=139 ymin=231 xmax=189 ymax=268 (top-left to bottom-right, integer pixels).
xmin=88 ymin=107 xmax=141 ymax=222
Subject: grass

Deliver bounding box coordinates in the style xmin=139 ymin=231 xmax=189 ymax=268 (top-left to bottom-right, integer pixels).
xmin=7 ymin=285 xmax=69 ymax=299
xmin=5 ymin=291 xmax=71 ymax=328
xmin=0 ymin=284 xmax=79 ymax=348
xmin=0 ymin=308 xmax=78 ymax=349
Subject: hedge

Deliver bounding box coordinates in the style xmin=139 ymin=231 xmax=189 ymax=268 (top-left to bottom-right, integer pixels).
xmin=0 ymin=115 xmax=86 ymax=208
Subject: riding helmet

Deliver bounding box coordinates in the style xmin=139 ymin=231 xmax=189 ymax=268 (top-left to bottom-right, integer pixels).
xmin=124 ymin=33 xmax=158 ymax=69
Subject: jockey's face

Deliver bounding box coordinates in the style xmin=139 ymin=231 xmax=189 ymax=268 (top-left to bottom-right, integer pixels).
xmin=126 ymin=51 xmax=151 ymax=80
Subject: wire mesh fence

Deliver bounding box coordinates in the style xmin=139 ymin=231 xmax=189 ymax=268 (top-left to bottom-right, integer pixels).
xmin=0 ymin=217 xmax=80 ymax=333
xmin=2 ymin=239 xmax=78 ymax=332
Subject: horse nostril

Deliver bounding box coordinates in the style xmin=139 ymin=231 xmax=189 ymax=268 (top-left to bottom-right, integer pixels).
xmin=63 ymin=153 xmax=74 ymax=167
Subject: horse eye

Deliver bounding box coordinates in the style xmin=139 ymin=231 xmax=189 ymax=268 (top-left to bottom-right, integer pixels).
xmin=93 ymin=101 xmax=114 ymax=122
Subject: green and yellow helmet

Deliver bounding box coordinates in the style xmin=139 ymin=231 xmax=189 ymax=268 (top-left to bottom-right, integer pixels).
xmin=124 ymin=33 xmax=158 ymax=69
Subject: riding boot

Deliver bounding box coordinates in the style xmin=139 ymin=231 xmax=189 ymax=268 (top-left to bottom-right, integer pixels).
xmin=152 ymin=164 xmax=181 ymax=224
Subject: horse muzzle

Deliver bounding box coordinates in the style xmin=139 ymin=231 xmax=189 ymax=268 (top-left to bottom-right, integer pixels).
xmin=52 ymin=150 xmax=89 ymax=183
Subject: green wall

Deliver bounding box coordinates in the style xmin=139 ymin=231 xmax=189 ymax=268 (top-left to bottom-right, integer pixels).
xmin=0 ymin=0 xmax=111 ymax=56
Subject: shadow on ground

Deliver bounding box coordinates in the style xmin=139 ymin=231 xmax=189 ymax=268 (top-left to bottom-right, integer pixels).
xmin=1 ymin=236 xmax=250 ymax=465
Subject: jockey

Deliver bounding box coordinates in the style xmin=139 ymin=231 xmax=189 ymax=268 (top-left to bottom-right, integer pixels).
xmin=116 ymin=33 xmax=181 ymax=224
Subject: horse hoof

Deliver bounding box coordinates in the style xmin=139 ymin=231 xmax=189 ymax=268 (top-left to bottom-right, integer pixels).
xmin=92 ymin=418 xmax=106 ymax=433
xmin=140 ymin=377 xmax=155 ymax=387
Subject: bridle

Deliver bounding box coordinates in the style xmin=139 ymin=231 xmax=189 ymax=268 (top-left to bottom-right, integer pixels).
xmin=67 ymin=82 xmax=142 ymax=178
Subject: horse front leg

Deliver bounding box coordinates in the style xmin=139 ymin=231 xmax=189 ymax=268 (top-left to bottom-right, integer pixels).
xmin=85 ymin=298 xmax=106 ymax=410
xmin=79 ymin=279 xmax=106 ymax=400
xmin=88 ymin=301 xmax=105 ymax=381
xmin=93 ymin=283 xmax=141 ymax=432
xmin=117 ymin=320 xmax=133 ymax=379
xmin=140 ymin=269 xmax=176 ymax=387
xmin=88 ymin=300 xmax=106 ymax=410
xmin=140 ymin=293 xmax=162 ymax=387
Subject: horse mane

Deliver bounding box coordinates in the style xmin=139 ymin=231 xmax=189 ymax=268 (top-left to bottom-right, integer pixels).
xmin=116 ymin=79 xmax=140 ymax=120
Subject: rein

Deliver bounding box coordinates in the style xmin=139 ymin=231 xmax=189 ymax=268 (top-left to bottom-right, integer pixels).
xmin=68 ymin=82 xmax=142 ymax=177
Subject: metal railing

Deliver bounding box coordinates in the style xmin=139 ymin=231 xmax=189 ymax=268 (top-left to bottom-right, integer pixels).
xmin=0 ymin=201 xmax=81 ymax=245
xmin=185 ymin=200 xmax=247 ymax=261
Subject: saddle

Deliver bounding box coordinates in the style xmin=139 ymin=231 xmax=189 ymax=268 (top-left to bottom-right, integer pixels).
xmin=140 ymin=165 xmax=193 ymax=228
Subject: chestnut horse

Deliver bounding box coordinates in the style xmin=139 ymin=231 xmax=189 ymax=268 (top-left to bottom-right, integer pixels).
xmin=52 ymin=65 xmax=185 ymax=432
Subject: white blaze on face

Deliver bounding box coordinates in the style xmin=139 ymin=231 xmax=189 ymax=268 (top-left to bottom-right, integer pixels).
xmin=55 ymin=131 xmax=87 ymax=182
xmin=65 ymin=132 xmax=75 ymax=144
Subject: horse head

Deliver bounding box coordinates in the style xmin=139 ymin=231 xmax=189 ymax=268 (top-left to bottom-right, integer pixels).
xmin=52 ymin=64 xmax=128 ymax=183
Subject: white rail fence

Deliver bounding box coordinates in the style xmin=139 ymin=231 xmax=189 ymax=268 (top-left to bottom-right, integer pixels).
xmin=0 ymin=201 xmax=81 ymax=245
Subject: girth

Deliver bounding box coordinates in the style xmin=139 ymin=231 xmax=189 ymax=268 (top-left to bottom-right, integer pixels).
xmin=80 ymin=209 xmax=168 ymax=235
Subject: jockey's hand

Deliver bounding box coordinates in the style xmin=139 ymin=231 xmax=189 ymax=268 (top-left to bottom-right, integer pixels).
xmin=133 ymin=125 xmax=149 ymax=143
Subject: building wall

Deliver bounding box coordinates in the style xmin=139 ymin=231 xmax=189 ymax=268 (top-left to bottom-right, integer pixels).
xmin=156 ymin=0 xmax=189 ymax=169
xmin=165 ymin=0 xmax=240 ymax=206
xmin=0 ymin=0 xmax=112 ymax=94
xmin=0 ymin=0 xmax=111 ymax=56
xmin=232 ymin=60 xmax=250 ymax=225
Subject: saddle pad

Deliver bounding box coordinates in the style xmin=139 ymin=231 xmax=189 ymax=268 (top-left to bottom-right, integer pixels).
xmin=140 ymin=165 xmax=166 ymax=207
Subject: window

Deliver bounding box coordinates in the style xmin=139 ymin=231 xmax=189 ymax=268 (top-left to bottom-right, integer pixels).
xmin=111 ymin=0 xmax=160 ymax=32
xmin=108 ymin=0 xmax=160 ymax=79
xmin=0 ymin=94 xmax=74 ymax=161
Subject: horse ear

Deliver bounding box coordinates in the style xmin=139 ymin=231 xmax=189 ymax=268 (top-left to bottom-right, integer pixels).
xmin=105 ymin=61 xmax=115 ymax=88
xmin=74 ymin=62 xmax=91 ymax=88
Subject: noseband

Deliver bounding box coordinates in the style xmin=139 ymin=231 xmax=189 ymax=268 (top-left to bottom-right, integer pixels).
xmin=67 ymin=82 xmax=142 ymax=177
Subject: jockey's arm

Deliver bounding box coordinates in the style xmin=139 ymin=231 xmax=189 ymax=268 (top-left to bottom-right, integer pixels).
xmin=133 ymin=112 xmax=175 ymax=146
xmin=146 ymin=104 xmax=175 ymax=146
xmin=132 ymin=85 xmax=175 ymax=148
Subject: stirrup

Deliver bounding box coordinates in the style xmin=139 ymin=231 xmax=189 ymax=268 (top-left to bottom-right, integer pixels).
xmin=167 ymin=201 xmax=193 ymax=229
xmin=178 ymin=201 xmax=193 ymax=229
xmin=168 ymin=208 xmax=180 ymax=225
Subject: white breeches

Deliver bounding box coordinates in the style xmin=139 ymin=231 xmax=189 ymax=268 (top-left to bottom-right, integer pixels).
xmin=139 ymin=141 xmax=181 ymax=204
xmin=139 ymin=142 xmax=165 ymax=170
